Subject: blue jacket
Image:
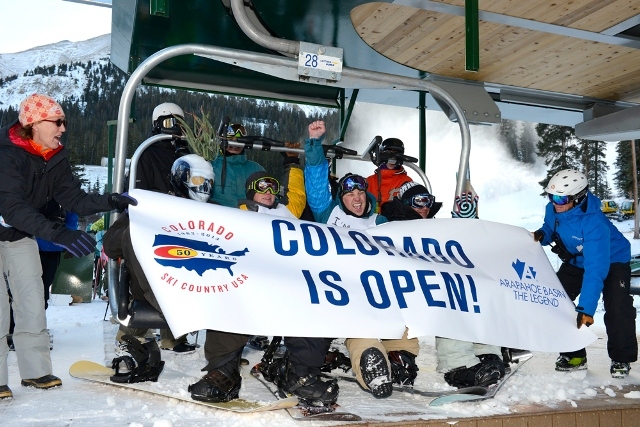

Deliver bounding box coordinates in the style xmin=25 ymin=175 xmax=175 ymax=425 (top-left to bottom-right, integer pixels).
xmin=536 ymin=191 xmax=630 ymax=316
xmin=304 ymin=135 xmax=387 ymax=226
xmin=210 ymin=152 xmax=264 ymax=208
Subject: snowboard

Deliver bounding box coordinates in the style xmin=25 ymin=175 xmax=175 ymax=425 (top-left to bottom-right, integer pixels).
xmin=250 ymin=367 xmax=362 ymax=421
xmin=69 ymin=360 xmax=298 ymax=413
xmin=331 ymin=373 xmax=488 ymax=397
xmin=429 ymin=353 xmax=533 ymax=406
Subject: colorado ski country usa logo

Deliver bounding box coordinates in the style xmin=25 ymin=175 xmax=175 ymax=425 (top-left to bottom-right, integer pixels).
xmin=152 ymin=219 xmax=249 ymax=295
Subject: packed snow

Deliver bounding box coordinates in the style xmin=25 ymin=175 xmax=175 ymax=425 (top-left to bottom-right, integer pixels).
xmin=4 ymin=106 xmax=640 ymax=426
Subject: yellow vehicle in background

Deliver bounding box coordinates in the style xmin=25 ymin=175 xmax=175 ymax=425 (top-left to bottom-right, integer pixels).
xmin=617 ymin=200 xmax=636 ymax=221
xmin=601 ymin=200 xmax=618 ymax=217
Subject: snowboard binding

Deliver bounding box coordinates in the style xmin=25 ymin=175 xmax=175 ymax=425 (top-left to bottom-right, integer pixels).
xmin=110 ymin=334 xmax=165 ymax=383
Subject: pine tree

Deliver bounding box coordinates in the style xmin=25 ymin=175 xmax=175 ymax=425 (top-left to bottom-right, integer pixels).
xmin=498 ymin=119 xmax=519 ymax=161
xmin=535 ymin=124 xmax=581 ymax=194
xmin=614 ymin=140 xmax=640 ymax=198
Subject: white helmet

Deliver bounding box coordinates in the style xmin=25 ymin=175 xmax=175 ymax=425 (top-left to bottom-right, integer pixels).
xmin=545 ymin=169 xmax=588 ymax=206
xmin=152 ymin=103 xmax=184 ymax=122
xmin=170 ymin=154 xmax=214 ymax=203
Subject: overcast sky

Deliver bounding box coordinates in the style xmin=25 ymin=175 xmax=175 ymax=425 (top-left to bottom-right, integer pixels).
xmin=0 ymin=0 xmax=111 ymax=54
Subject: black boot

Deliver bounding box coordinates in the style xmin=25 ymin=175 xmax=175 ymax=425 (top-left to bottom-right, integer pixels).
xmin=388 ymin=350 xmax=419 ymax=386
xmin=444 ymin=361 xmax=502 ymax=388
xmin=277 ymin=355 xmax=338 ymax=407
xmin=189 ymin=360 xmax=241 ymax=403
xmin=477 ymin=353 xmax=506 ymax=378
xmin=321 ymin=349 xmax=352 ymax=373
xmin=360 ymin=347 xmax=392 ymax=398
xmin=110 ymin=335 xmax=165 ymax=383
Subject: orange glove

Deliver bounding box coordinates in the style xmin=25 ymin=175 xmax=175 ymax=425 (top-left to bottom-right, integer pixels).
xmin=533 ymin=230 xmax=544 ymax=242
xmin=577 ymin=312 xmax=594 ymax=328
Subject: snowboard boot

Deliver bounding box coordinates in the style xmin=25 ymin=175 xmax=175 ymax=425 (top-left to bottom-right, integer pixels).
xmin=444 ymin=361 xmax=502 ymax=388
xmin=247 ymin=335 xmax=270 ymax=350
xmin=610 ymin=361 xmax=631 ymax=378
xmin=477 ymin=353 xmax=506 ymax=378
xmin=161 ymin=341 xmax=197 ymax=354
xmin=110 ymin=334 xmax=165 ymax=383
xmin=321 ymin=349 xmax=352 ymax=373
xmin=189 ymin=362 xmax=242 ymax=403
xmin=555 ymin=355 xmax=587 ymax=371
xmin=21 ymin=374 xmax=62 ymax=389
xmin=388 ymin=350 xmax=419 ymax=386
xmin=276 ymin=356 xmax=339 ymax=407
xmin=360 ymin=347 xmax=392 ymax=398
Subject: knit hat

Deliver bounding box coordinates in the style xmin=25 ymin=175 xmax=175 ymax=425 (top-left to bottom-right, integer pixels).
xmin=18 ymin=94 xmax=64 ymax=126
xmin=399 ymin=181 xmax=431 ymax=202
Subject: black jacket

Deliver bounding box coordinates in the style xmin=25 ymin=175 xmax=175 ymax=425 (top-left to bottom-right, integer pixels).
xmin=0 ymin=120 xmax=113 ymax=242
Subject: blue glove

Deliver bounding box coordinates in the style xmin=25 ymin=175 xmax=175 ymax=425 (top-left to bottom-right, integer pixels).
xmin=54 ymin=229 xmax=96 ymax=257
xmin=109 ymin=193 xmax=138 ymax=213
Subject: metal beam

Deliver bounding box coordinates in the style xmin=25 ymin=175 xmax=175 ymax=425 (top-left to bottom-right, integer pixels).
xmin=575 ymin=104 xmax=640 ymax=142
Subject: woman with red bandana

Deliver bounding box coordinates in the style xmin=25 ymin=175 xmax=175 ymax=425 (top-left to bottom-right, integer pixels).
xmin=0 ymin=94 xmax=136 ymax=400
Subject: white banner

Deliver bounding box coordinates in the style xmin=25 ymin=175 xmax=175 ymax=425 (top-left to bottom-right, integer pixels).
xmin=128 ymin=189 xmax=597 ymax=352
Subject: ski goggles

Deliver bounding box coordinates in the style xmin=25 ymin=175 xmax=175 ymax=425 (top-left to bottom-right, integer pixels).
xmin=547 ymin=193 xmax=572 ymax=205
xmin=404 ymin=193 xmax=435 ymax=209
xmin=340 ymin=175 xmax=368 ymax=194
xmin=248 ymin=177 xmax=280 ymax=195
xmin=226 ymin=124 xmax=247 ymax=139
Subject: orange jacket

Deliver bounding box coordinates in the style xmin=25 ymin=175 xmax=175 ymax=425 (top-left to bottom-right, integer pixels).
xmin=366 ymin=167 xmax=413 ymax=210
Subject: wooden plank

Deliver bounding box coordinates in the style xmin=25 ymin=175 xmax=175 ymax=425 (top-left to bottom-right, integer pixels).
xmin=553 ymin=413 xmax=577 ymax=427
xmin=477 ymin=418 xmax=502 ymax=427
xmin=502 ymin=417 xmax=528 ymax=427
xmin=576 ymin=411 xmax=600 ymax=427
xmin=621 ymin=408 xmax=640 ymax=427
xmin=352 ymin=3 xmax=417 ymax=46
xmin=528 ymin=414 xmax=553 ymax=427
xmin=600 ymin=410 xmax=622 ymax=427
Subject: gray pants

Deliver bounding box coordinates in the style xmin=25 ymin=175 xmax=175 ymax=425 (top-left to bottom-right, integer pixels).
xmin=436 ymin=337 xmax=501 ymax=373
xmin=0 ymin=237 xmax=52 ymax=385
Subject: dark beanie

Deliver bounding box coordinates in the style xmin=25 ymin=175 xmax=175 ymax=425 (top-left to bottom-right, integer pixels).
xmin=245 ymin=171 xmax=271 ymax=199
xmin=399 ymin=182 xmax=431 ymax=203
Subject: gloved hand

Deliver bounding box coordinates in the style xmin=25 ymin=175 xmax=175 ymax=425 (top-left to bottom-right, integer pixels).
xmin=577 ymin=312 xmax=594 ymax=328
xmin=109 ymin=193 xmax=138 ymax=213
xmin=533 ymin=230 xmax=544 ymax=242
xmin=54 ymin=229 xmax=96 ymax=257
xmin=281 ymin=141 xmax=301 ymax=165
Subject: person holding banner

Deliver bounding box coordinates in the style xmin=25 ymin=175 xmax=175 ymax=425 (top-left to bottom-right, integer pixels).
xmin=104 ymin=154 xmax=214 ymax=384
xmin=240 ymin=142 xmax=339 ymax=407
xmin=115 ymin=102 xmax=197 ymax=356
xmin=381 ymin=182 xmax=507 ymax=389
xmin=534 ymin=169 xmax=636 ymax=378
xmin=0 ymin=93 xmax=136 ymax=400
xmin=304 ymin=120 xmax=419 ymax=399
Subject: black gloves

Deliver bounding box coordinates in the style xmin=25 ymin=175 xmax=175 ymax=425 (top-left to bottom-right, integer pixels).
xmin=109 ymin=193 xmax=138 ymax=213
xmin=281 ymin=142 xmax=301 ymax=165
xmin=577 ymin=312 xmax=594 ymax=328
xmin=533 ymin=230 xmax=544 ymax=242
xmin=54 ymin=229 xmax=96 ymax=257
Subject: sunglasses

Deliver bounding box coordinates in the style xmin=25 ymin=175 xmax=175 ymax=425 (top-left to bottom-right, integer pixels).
xmin=340 ymin=175 xmax=368 ymax=194
xmin=404 ymin=193 xmax=435 ymax=209
xmin=547 ymin=193 xmax=572 ymax=206
xmin=248 ymin=177 xmax=280 ymax=195
xmin=42 ymin=119 xmax=67 ymax=127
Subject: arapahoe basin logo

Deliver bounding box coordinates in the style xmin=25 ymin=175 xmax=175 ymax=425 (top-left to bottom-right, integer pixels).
xmin=153 ymin=234 xmax=249 ymax=276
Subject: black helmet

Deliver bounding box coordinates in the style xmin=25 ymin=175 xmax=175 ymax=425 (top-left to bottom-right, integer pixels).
xmin=372 ymin=137 xmax=405 ymax=166
xmin=170 ymin=154 xmax=214 ymax=202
